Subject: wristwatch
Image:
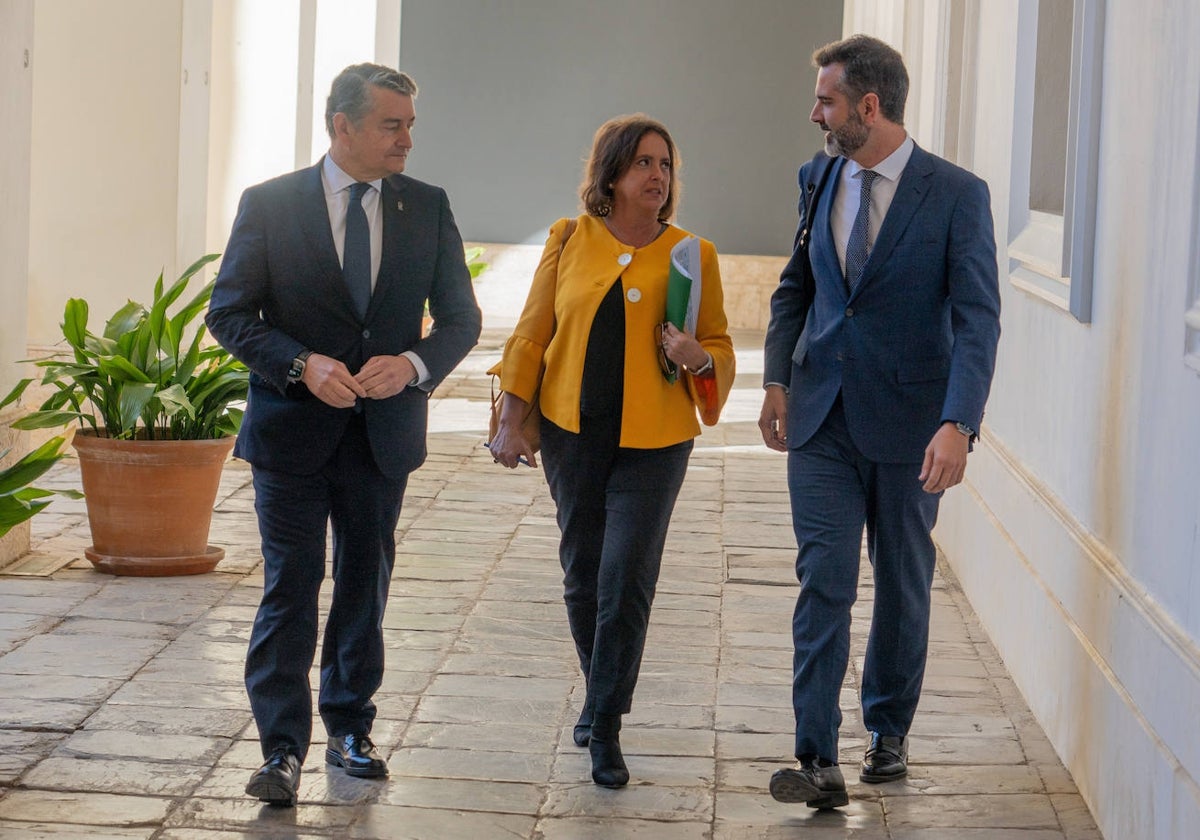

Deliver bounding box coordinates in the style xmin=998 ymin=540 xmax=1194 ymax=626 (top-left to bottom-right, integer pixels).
xmin=953 ymin=421 xmax=976 ymax=439
xmin=287 ymin=350 xmax=313 ymax=384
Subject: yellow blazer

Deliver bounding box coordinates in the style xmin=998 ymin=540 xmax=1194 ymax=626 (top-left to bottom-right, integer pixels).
xmin=498 ymin=215 xmax=734 ymax=449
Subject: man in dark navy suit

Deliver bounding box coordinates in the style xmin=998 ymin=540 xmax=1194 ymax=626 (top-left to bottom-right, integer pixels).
xmin=759 ymin=35 xmax=1001 ymax=809
xmin=207 ymin=64 xmax=481 ymax=806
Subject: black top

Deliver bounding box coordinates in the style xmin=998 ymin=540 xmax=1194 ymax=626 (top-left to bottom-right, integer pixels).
xmin=579 ymin=279 xmax=625 ymax=419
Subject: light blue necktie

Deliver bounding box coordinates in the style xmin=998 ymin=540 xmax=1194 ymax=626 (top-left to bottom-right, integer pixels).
xmin=844 ymin=168 xmax=879 ymax=290
xmin=344 ymin=181 xmax=372 ymax=318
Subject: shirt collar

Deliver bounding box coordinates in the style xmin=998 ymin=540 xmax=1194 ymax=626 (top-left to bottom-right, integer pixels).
xmin=845 ymin=134 xmax=914 ymax=183
xmin=322 ymin=154 xmax=382 ymax=196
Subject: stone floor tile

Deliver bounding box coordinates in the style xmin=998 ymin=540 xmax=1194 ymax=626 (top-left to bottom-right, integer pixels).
xmin=0 ymin=698 xmax=93 ymax=731
xmin=552 ymin=752 xmax=714 ymax=788
xmin=537 ymin=816 xmax=710 ymax=839
xmin=541 ymin=782 xmax=712 ymax=821
xmin=0 ymin=823 xmax=154 ymax=839
xmin=883 ymin=792 xmax=1060 ymax=829
xmin=0 ymin=790 xmax=171 ymax=826
xmin=83 ymin=705 xmax=251 ymax=739
xmin=376 ymin=776 xmax=544 ymax=814
xmin=414 ymin=694 xmax=563 ymax=726
xmin=897 ymin=763 xmax=1046 ymax=795
xmin=107 ymin=680 xmax=248 ymax=710
xmin=403 ymin=721 xmax=558 ymax=754
xmin=424 ymin=673 xmax=571 ymax=701
xmin=1051 ymin=793 xmax=1104 ymax=840
xmin=164 ymin=796 xmax=359 ymax=833
xmin=714 ymin=703 xmax=794 ymax=735
xmin=0 ymin=633 xmax=165 ymax=679
xmin=713 ymin=791 xmax=886 ymax=837
xmin=56 ymin=729 xmax=228 ymax=764
xmin=892 ymin=832 xmax=1067 ymax=840
xmin=388 ymin=746 xmax=554 ymax=784
xmin=347 ymin=806 xmax=536 ymax=840
xmin=0 ymin=673 xmax=119 ymax=703
xmin=20 ymin=756 xmax=211 ymax=797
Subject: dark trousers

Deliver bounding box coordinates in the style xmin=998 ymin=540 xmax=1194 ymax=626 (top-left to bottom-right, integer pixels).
xmin=245 ymin=415 xmax=406 ymax=760
xmin=786 ymin=395 xmax=940 ymax=762
xmin=541 ymin=414 xmax=692 ymax=716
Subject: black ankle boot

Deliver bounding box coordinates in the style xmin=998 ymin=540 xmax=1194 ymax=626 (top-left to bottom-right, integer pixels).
xmin=573 ymin=702 xmax=594 ymax=747
xmin=589 ymin=712 xmax=629 ymax=788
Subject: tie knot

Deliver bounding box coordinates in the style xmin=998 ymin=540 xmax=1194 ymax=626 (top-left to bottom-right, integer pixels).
xmin=860 ymin=169 xmax=879 ymax=189
xmin=349 ymin=181 xmax=371 ymax=203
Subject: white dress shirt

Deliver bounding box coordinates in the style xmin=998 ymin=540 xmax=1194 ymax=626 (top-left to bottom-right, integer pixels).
xmin=320 ymin=155 xmax=428 ymax=387
xmin=830 ymin=134 xmax=914 ymax=275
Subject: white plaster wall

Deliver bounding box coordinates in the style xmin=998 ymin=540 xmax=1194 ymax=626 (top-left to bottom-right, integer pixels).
xmin=26 ymin=0 xmax=185 ymax=349
xmin=839 ymin=0 xmax=1200 ymax=837
xmin=0 ymin=0 xmax=36 ymax=566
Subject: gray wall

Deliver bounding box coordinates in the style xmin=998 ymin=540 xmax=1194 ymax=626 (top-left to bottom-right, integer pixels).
xmin=398 ymin=0 xmax=843 ymax=255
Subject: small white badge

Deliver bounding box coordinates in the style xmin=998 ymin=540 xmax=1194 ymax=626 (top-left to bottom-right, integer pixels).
xmin=627 ymin=288 xmax=641 ymax=303
xmin=617 ymin=253 xmax=633 ymax=266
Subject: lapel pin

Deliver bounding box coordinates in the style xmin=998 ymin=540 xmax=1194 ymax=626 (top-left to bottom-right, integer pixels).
xmin=396 ymin=200 xmax=404 ymax=211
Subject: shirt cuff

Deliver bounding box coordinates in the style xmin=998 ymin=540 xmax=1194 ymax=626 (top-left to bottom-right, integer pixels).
xmin=402 ymin=350 xmax=429 ymax=389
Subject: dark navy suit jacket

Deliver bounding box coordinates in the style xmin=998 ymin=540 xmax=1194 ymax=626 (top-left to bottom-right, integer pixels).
xmin=206 ymin=159 xmax=482 ymax=480
xmin=764 ymin=144 xmax=1001 ymax=464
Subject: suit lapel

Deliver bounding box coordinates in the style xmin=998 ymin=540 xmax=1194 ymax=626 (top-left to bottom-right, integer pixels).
xmin=853 ymin=144 xmax=934 ymax=293
xmin=298 ymin=160 xmax=346 ymax=291
xmin=812 ymin=156 xmax=848 ymax=299
xmin=372 ymin=176 xmax=412 ymax=320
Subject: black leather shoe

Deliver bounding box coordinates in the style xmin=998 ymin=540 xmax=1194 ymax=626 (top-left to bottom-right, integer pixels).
xmin=769 ymin=759 xmax=848 ymax=809
xmin=573 ymin=705 xmax=593 ymax=747
xmin=860 ymin=732 xmax=908 ymax=783
xmin=326 ymin=733 xmax=388 ymax=778
xmin=246 ymin=747 xmax=301 ymax=807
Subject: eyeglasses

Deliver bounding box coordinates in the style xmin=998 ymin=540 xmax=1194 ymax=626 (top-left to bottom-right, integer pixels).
xmin=654 ymin=321 xmax=677 ymax=380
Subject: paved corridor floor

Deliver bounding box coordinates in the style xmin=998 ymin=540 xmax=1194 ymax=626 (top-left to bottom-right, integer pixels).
xmin=0 ymin=328 xmax=1100 ymax=839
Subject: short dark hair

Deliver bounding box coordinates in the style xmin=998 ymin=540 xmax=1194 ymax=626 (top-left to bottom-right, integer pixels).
xmin=325 ymin=63 xmax=417 ymax=139
xmin=812 ymin=34 xmax=909 ymax=124
xmin=579 ymin=114 xmax=681 ymax=221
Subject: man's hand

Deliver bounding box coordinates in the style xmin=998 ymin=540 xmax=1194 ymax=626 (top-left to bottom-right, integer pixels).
xmin=355 ymin=355 xmax=418 ymax=400
xmin=300 ymin=353 xmax=367 ymax=408
xmin=758 ymin=385 xmax=789 ymax=452
xmin=919 ymin=422 xmax=970 ymax=493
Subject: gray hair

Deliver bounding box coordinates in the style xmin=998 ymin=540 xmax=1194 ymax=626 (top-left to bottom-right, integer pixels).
xmin=325 ymin=63 xmax=418 ymax=139
xmin=812 ymin=34 xmax=908 ymax=125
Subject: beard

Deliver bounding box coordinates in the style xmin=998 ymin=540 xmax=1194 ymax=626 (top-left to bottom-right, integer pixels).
xmin=824 ymin=110 xmax=869 ymax=158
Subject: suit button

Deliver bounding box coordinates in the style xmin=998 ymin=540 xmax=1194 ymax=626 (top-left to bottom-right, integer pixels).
xmin=836 ymin=352 xmax=844 ymax=361
xmin=362 ymin=329 xmax=371 ymax=339
xmin=845 ymin=307 xmax=854 ymax=317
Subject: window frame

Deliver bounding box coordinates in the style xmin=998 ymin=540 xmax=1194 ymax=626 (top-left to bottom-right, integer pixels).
xmin=1007 ymin=0 xmax=1105 ymax=323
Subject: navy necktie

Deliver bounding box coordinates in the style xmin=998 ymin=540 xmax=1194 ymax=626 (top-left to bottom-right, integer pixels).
xmin=844 ymin=168 xmax=879 ymax=290
xmin=344 ymin=181 xmax=372 ymax=318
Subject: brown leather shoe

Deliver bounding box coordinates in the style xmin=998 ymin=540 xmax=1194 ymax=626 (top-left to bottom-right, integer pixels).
xmin=326 ymin=733 xmax=388 ymax=778
xmin=860 ymin=733 xmax=908 ymax=783
xmin=246 ymin=747 xmax=301 ymax=807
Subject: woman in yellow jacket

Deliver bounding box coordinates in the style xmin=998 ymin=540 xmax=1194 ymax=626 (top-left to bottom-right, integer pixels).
xmin=490 ymin=114 xmax=734 ymax=788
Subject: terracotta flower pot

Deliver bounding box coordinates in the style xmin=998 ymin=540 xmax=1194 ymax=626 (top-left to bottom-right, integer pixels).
xmin=71 ymin=431 xmax=236 ymax=576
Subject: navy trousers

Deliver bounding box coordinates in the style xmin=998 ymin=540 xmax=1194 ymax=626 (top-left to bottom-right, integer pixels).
xmin=787 ymin=395 xmax=940 ymax=762
xmin=245 ymin=414 xmax=406 ymax=760
xmin=541 ymin=414 xmax=692 ymax=716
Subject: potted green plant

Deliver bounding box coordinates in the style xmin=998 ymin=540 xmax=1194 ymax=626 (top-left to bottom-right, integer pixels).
xmin=0 ymin=254 xmax=249 ymax=576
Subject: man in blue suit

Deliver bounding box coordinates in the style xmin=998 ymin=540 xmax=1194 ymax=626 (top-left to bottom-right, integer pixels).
xmin=206 ymin=64 xmax=481 ymax=806
xmin=759 ymin=35 xmax=1000 ymax=809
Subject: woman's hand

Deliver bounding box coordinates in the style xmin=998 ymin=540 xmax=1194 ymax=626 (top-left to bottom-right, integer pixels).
xmin=489 ymin=393 xmax=538 ymax=469
xmin=660 ymin=322 xmax=710 ymax=372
